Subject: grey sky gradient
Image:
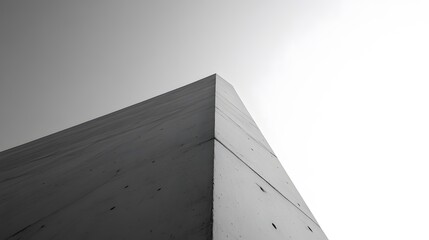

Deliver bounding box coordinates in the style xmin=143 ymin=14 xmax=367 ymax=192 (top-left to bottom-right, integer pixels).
xmin=1 ymin=1 xmax=429 ymax=240
xmin=0 ymin=0 xmax=334 ymax=151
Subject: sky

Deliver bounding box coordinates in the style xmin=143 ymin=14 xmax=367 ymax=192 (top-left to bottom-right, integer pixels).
xmin=1 ymin=0 xmax=429 ymax=239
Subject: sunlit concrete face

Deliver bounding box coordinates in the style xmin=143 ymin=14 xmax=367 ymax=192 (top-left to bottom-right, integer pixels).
xmin=0 ymin=74 xmax=327 ymax=240
xmin=213 ymin=76 xmax=327 ymax=239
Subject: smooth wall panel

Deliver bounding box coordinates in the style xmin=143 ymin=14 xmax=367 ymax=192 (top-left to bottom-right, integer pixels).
xmin=214 ymin=75 xmax=317 ymax=223
xmin=214 ymin=77 xmax=273 ymax=153
xmin=0 ymin=76 xmax=216 ymax=240
xmin=213 ymin=141 xmax=328 ymax=240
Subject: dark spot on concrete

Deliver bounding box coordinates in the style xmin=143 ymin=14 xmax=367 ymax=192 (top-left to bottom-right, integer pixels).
xmin=116 ymin=169 xmax=120 ymax=173
xmin=257 ymin=184 xmax=266 ymax=192
xmin=157 ymin=188 xmax=162 ymax=191
xmin=42 ymin=182 xmax=46 ymax=185
xmin=110 ymin=206 xmax=116 ymax=210
xmin=297 ymin=203 xmax=300 ymax=206
xmin=251 ymin=148 xmax=254 ymax=151
xmin=40 ymin=225 xmax=45 ymax=229
xmin=272 ymin=223 xmax=277 ymax=229
xmin=89 ymin=169 xmax=92 ymax=172
xmin=152 ymin=160 xmax=155 ymax=163
xmin=307 ymin=226 xmax=313 ymax=232
xmin=124 ymin=185 xmax=129 ymax=188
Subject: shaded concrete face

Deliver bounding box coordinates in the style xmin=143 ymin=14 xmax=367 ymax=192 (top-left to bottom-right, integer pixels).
xmin=0 ymin=76 xmax=216 ymax=240
xmin=0 ymin=74 xmax=327 ymax=240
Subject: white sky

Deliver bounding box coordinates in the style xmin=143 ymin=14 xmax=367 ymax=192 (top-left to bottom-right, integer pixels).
xmin=1 ymin=1 xmax=429 ymax=239
xmin=253 ymin=1 xmax=429 ymax=239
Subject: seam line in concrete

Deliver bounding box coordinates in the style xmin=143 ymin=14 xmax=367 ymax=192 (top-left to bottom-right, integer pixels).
xmin=215 ymin=106 xmax=277 ymax=158
xmin=214 ymin=138 xmax=320 ymax=228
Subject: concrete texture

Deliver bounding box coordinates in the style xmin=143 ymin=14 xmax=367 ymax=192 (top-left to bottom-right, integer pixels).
xmin=213 ymin=141 xmax=326 ymax=240
xmin=0 ymin=75 xmax=216 ymax=240
xmin=214 ymin=77 xmax=318 ymax=223
xmin=213 ymin=76 xmax=327 ymax=240
xmin=0 ymin=74 xmax=327 ymax=240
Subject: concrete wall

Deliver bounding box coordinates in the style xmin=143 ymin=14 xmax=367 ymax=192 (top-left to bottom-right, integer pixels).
xmin=0 ymin=75 xmax=216 ymax=240
xmin=213 ymin=75 xmax=328 ymax=240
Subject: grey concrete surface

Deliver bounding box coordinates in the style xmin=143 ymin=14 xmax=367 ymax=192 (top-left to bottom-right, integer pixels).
xmin=214 ymin=76 xmax=318 ymax=224
xmin=0 ymin=74 xmax=327 ymax=239
xmin=213 ymin=141 xmax=327 ymax=240
xmin=0 ymin=75 xmax=216 ymax=240
xmin=213 ymin=75 xmax=327 ymax=240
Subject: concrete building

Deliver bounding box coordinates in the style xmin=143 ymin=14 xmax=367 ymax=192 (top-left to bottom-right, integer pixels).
xmin=0 ymin=74 xmax=328 ymax=239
